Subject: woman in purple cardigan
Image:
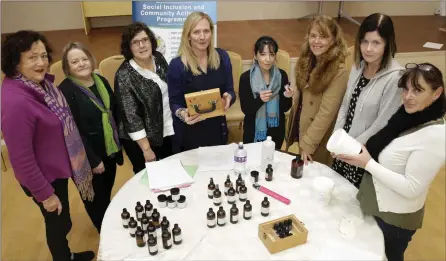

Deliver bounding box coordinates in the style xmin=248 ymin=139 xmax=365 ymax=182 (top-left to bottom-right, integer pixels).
xmin=1 ymin=31 xmax=95 ymax=261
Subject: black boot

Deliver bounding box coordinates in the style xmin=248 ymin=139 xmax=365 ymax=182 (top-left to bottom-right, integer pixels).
xmin=71 ymin=251 xmax=95 ymax=261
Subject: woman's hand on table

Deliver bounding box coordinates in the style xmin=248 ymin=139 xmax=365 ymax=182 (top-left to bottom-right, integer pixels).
xmin=143 ymin=148 xmax=156 ymax=162
xmin=335 ymin=145 xmax=372 ymax=169
xmin=301 ymin=149 xmax=313 ymax=165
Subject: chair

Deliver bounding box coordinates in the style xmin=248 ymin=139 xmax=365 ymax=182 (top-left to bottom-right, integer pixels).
xmin=226 ymin=51 xmax=245 ymax=134
xmin=226 ymin=51 xmax=243 ymax=94
xmin=276 ymin=49 xmax=291 ymax=76
xmin=49 ymin=60 xmax=65 ymax=86
xmin=99 ymin=55 xmax=125 ymax=91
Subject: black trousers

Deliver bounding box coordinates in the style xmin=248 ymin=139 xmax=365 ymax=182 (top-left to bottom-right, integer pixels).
xmin=121 ymin=136 xmax=173 ymax=174
xmin=81 ymin=156 xmax=117 ymax=233
xmin=374 ymin=216 xmax=417 ymax=261
xmin=23 ymin=179 xmax=72 ymax=261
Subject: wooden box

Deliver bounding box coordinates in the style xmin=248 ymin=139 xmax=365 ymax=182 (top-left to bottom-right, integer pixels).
xmin=184 ymin=88 xmax=225 ymax=119
xmin=258 ymin=214 xmax=308 ymax=254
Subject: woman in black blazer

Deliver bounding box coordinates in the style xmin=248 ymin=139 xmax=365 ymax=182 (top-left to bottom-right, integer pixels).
xmin=239 ymin=36 xmax=294 ymax=149
xmin=59 ymin=42 xmax=123 ymax=233
xmin=114 ymin=22 xmax=174 ymax=174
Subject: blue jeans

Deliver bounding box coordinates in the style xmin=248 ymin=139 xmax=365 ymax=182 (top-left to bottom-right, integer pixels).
xmin=374 ymin=216 xmax=417 ymax=261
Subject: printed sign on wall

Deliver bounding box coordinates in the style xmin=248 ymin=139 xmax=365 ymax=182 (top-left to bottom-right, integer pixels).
xmin=132 ymin=1 xmax=217 ymax=63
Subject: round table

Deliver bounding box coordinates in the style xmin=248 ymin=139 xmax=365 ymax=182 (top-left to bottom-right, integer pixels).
xmin=98 ymin=148 xmax=384 ymax=260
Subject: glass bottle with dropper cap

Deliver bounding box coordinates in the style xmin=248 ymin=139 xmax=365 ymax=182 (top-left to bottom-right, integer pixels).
xmin=230 ymin=204 xmax=239 ymax=224
xmin=207 ymin=208 xmax=216 ymax=228
xmin=148 ymin=234 xmax=158 ymax=255
xmin=172 ymin=224 xmax=182 ymax=245
xmin=121 ymin=208 xmax=130 ymax=228
xmin=208 ymin=178 xmax=216 ymax=199
xmin=213 ymin=184 xmax=222 ymax=206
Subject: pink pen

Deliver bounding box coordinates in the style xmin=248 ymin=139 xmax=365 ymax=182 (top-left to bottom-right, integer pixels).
xmin=252 ymin=183 xmax=291 ymax=205
xmin=151 ymin=184 xmax=192 ymax=193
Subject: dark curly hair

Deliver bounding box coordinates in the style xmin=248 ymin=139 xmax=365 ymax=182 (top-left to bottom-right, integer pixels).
xmin=120 ymin=22 xmax=158 ymax=60
xmin=1 ymin=30 xmax=53 ymax=77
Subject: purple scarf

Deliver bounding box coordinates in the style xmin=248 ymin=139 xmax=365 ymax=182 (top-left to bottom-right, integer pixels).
xmin=15 ymin=73 xmax=94 ymax=201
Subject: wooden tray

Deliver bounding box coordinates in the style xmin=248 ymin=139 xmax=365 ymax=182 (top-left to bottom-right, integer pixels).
xmin=258 ymin=214 xmax=308 ymax=254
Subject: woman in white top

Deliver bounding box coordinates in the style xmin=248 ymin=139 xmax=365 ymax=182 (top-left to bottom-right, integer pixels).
xmin=336 ymin=63 xmax=445 ymax=261
xmin=115 ymin=22 xmax=174 ymax=174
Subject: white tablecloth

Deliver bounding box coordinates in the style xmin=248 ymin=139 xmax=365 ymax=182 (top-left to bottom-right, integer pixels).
xmin=98 ymin=148 xmax=385 ymax=260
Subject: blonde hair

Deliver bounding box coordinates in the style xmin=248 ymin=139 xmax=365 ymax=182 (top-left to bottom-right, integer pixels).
xmin=61 ymin=42 xmax=96 ymax=77
xmin=178 ymin=12 xmax=220 ymax=76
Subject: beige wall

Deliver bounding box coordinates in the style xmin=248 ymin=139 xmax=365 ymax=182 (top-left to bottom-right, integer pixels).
xmin=1 ymin=1 xmax=442 ymax=33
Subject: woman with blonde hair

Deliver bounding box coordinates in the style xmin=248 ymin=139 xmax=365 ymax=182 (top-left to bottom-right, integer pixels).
xmin=167 ymin=12 xmax=236 ymax=152
xmin=285 ymin=15 xmax=349 ymax=165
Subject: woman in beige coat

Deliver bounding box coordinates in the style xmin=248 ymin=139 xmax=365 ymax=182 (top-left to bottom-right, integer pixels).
xmin=286 ymin=15 xmax=350 ymax=166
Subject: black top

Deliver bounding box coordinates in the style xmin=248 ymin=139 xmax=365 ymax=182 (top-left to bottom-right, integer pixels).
xmin=343 ymin=74 xmax=371 ymax=132
xmin=114 ymin=51 xmax=169 ymax=146
xmin=332 ymin=73 xmax=370 ymax=188
xmin=239 ymin=69 xmax=292 ymax=146
xmin=59 ymin=74 xmax=123 ymax=168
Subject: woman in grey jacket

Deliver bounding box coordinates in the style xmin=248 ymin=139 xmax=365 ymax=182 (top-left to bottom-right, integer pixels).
xmin=332 ymin=13 xmax=404 ymax=188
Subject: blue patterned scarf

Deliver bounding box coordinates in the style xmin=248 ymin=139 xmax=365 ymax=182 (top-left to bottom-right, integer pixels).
xmin=249 ymin=62 xmax=281 ymax=142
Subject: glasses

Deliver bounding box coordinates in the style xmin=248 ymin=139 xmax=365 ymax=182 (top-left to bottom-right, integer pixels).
xmin=405 ymin=63 xmax=434 ymax=72
xmin=131 ymin=37 xmax=150 ymax=47
xmin=27 ymin=54 xmax=48 ymax=64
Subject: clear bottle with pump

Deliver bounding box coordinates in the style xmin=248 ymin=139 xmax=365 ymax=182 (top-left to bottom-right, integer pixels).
xmin=234 ymin=142 xmax=247 ymax=176
xmin=261 ymin=136 xmax=275 ymax=170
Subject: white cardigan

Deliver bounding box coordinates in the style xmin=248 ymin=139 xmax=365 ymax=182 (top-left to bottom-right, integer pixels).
xmin=365 ymin=120 xmax=445 ymax=213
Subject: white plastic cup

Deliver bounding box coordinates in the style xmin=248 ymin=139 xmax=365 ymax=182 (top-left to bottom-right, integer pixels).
xmin=312 ymin=177 xmax=335 ymax=206
xmin=327 ymin=129 xmax=362 ymax=155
